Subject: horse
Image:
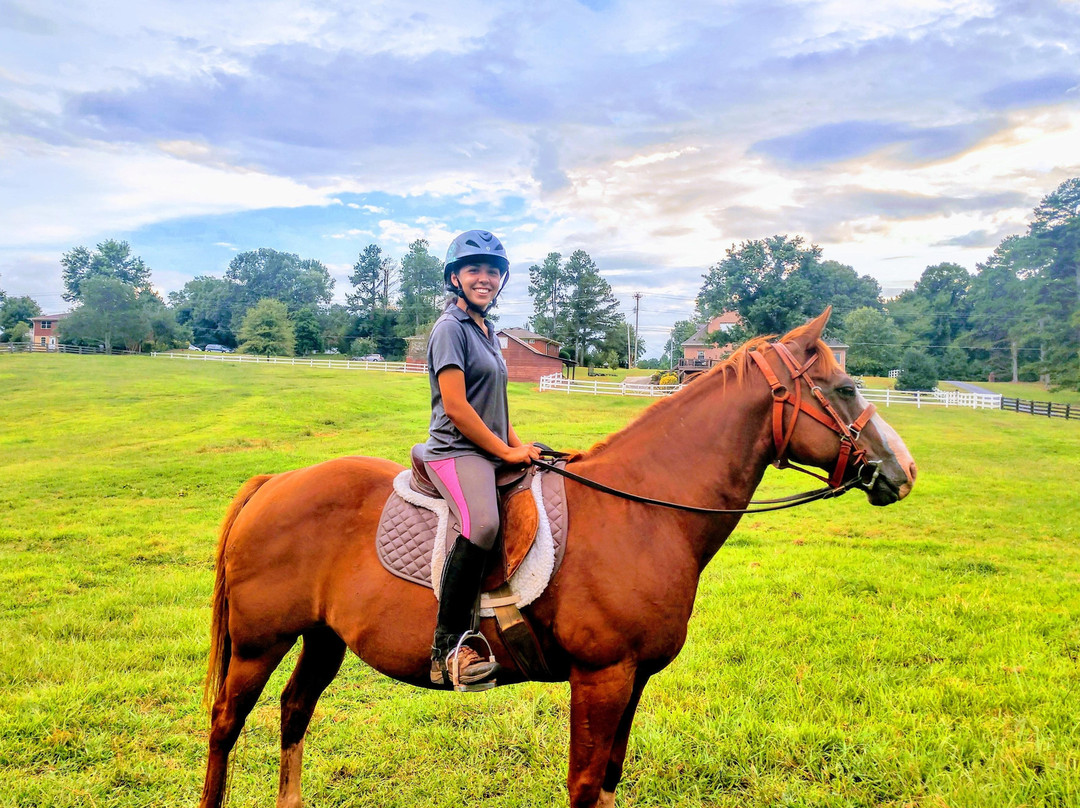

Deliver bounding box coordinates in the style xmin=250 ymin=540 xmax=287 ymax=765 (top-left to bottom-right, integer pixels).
xmin=198 ymin=309 xmax=916 ymax=808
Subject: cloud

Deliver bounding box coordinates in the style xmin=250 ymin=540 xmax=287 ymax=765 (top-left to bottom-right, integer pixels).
xmin=751 ymin=121 xmax=994 ymax=167
xmin=980 ymin=74 xmax=1080 ymax=110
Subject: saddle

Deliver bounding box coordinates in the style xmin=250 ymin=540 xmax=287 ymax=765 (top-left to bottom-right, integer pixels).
xmin=376 ymin=445 xmax=568 ymax=603
xmin=407 ymin=445 xmax=539 ymax=589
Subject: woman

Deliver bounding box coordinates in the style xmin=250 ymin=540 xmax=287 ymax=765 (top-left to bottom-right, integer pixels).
xmin=423 ymin=230 xmax=541 ymax=688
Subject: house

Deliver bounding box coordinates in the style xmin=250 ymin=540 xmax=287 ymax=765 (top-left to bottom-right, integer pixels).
xmin=677 ymin=311 xmax=740 ymax=381
xmin=28 ymin=313 xmax=71 ymax=351
xmin=496 ymin=328 xmax=575 ymax=383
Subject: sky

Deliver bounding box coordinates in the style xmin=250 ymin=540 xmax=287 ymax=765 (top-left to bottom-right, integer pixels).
xmin=2 ymin=0 xmax=1079 ymax=355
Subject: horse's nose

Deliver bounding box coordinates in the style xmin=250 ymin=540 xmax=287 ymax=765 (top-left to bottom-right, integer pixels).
xmin=907 ymin=461 xmax=918 ymax=484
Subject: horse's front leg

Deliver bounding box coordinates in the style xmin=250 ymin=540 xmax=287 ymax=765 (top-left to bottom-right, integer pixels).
xmin=597 ymin=671 xmax=649 ymax=807
xmin=567 ymin=661 xmax=638 ymax=808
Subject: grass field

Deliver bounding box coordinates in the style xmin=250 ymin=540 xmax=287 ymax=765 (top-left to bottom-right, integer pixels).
xmin=1 ymin=353 xmax=1078 ymax=808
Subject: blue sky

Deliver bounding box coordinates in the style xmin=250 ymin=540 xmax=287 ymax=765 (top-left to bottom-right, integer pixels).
xmin=2 ymin=0 xmax=1078 ymax=354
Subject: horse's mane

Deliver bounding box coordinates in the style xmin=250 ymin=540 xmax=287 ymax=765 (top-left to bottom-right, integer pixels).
xmin=577 ymin=320 xmax=841 ymax=459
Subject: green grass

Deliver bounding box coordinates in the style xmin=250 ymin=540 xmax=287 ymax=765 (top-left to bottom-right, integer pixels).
xmin=975 ymin=381 xmax=1080 ymax=406
xmin=1 ymin=353 xmax=1079 ymax=807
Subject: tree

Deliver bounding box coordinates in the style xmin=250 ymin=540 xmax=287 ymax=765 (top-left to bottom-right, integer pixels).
xmin=697 ymin=236 xmax=822 ymax=340
xmin=0 ymin=296 xmax=42 ymax=340
xmin=237 ymin=299 xmax=295 ymax=356
xmin=58 ymin=277 xmax=148 ymax=352
xmin=598 ymin=317 xmax=644 ymax=368
xmin=698 ymin=237 xmax=884 ymax=342
xmin=348 ymin=245 xmax=396 ymax=332
xmin=800 ymin=260 xmax=882 ymax=322
xmin=349 ymin=337 xmax=378 ymax=357
xmin=888 ymin=262 xmax=975 ymax=379
xmin=226 ymin=249 xmax=333 ymax=317
xmin=397 ymin=239 xmax=444 ymax=334
xmin=3 ymin=321 xmax=29 ymax=343
xmin=842 ymin=307 xmax=902 ymax=376
xmin=292 ymin=306 xmax=323 ymax=355
xmin=140 ymin=293 xmax=192 ymax=351
xmin=561 ymin=251 xmax=621 ymax=365
xmin=1010 ymin=177 xmax=1080 ymax=387
xmin=969 ymin=237 xmax=1029 ymax=382
xmin=169 ymin=276 xmax=240 ymax=348
xmin=896 ymin=348 xmax=938 ymax=391
xmin=61 ymin=240 xmax=153 ymax=302
xmin=527 ymin=252 xmax=565 ymax=339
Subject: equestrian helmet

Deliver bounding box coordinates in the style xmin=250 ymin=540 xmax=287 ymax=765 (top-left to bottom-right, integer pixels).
xmin=444 ymin=230 xmax=509 ymax=291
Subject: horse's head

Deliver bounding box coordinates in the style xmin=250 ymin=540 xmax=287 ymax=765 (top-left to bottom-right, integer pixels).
xmin=759 ymin=308 xmax=917 ymax=506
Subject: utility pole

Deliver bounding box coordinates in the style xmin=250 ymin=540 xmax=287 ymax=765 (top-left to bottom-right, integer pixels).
xmin=632 ymin=292 xmax=642 ymax=369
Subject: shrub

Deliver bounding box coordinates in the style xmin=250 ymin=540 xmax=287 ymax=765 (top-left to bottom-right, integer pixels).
xmin=896 ymin=349 xmax=938 ymax=391
xmin=658 ymin=373 xmax=679 ymax=387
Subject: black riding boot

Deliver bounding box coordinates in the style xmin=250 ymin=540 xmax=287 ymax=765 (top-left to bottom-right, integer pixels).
xmin=430 ymin=536 xmax=499 ymax=686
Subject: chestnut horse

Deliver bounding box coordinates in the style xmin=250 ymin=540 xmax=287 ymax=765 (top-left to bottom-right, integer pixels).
xmin=199 ymin=310 xmax=916 ymax=808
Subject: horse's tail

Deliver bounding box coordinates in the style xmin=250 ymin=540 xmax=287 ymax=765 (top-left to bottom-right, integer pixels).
xmin=203 ymin=474 xmax=274 ymax=715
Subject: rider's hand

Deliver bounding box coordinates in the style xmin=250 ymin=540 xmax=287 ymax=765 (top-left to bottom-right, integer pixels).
xmin=503 ymin=443 xmax=542 ymax=465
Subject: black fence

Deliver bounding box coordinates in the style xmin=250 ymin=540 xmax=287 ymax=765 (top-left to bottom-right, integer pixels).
xmin=1001 ymin=397 xmax=1077 ymax=420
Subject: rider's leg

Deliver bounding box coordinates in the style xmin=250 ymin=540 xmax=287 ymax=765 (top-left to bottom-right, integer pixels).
xmin=424 ymin=455 xmax=501 ymax=686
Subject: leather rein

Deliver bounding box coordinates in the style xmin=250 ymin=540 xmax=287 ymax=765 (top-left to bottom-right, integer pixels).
xmin=532 ymin=341 xmax=882 ymax=516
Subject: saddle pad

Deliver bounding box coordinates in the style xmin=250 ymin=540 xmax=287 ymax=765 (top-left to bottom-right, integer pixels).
xmin=376 ymin=466 xmax=568 ymax=616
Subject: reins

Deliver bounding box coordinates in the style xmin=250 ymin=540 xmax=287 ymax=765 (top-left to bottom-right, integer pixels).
xmin=532 ymin=340 xmax=882 ymax=517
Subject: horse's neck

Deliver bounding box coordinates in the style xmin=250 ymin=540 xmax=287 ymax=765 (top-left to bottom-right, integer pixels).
xmin=574 ymin=373 xmax=774 ymax=560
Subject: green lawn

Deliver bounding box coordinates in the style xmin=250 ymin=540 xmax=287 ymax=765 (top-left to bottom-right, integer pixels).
xmin=1 ymin=353 xmax=1078 ymax=807
xmin=975 ymin=381 xmax=1080 ymax=406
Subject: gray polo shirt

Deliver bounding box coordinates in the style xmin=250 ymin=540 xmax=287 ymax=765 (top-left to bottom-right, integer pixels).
xmin=423 ymin=304 xmax=510 ymax=461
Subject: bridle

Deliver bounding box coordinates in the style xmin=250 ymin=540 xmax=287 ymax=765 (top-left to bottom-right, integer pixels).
xmin=532 ymin=340 xmax=883 ymax=516
xmin=748 ymin=341 xmax=880 ymax=491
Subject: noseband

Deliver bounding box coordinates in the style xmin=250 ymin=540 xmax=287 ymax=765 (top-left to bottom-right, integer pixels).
xmin=748 ymin=342 xmax=879 ymax=490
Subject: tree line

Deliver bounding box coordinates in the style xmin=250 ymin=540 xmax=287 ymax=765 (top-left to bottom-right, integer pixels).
xmin=1 ymin=176 xmax=1074 ymax=384
xmin=685 ymin=177 xmax=1080 ymax=390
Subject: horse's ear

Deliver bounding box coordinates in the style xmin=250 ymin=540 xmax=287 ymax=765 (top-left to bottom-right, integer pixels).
xmin=786 ymin=307 xmax=832 ymax=352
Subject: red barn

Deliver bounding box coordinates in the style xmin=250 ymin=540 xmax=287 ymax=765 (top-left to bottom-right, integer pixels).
xmin=497 ymin=328 xmax=575 ymax=383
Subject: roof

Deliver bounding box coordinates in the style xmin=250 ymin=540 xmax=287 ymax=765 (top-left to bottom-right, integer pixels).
xmin=501 ymin=327 xmax=561 ymax=347
xmin=31 ymin=312 xmax=70 ymax=320
xmin=823 ymin=337 xmax=849 ymax=349
xmin=681 ymin=311 xmax=741 ymax=347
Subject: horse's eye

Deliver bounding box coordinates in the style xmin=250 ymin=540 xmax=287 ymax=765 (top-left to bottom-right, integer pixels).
xmin=837 ymin=386 xmax=856 ymax=398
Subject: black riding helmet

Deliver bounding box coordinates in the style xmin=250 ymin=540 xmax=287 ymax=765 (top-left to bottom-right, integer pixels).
xmin=444 ymin=230 xmax=510 ymax=314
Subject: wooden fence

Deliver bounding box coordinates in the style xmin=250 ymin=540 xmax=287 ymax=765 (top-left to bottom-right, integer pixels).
xmin=1000 ymin=397 xmax=1077 ymax=420
xmin=0 ymin=343 xmax=140 ymax=355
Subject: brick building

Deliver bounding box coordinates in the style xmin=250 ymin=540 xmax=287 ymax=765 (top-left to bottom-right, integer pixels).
xmin=28 ymin=313 xmax=70 ymax=351
xmin=497 ymin=328 xmax=575 ymax=383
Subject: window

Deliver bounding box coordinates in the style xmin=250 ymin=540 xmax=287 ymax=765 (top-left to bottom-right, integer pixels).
xmin=40 ymin=320 xmax=53 ymax=329
xmin=499 ymin=336 xmax=508 ymax=349
xmin=40 ymin=337 xmax=47 ymax=345
xmin=697 ymin=350 xmax=705 ymax=360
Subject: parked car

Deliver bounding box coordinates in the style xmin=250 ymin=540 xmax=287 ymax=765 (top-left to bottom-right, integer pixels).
xmin=204 ymin=344 xmax=234 ymax=353
xmin=187 ymin=344 xmax=201 ymax=351
xmin=359 ymin=353 xmax=384 ymax=362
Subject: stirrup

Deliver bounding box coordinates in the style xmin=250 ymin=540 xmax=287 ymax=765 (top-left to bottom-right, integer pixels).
xmin=448 ymin=631 xmax=497 ymax=692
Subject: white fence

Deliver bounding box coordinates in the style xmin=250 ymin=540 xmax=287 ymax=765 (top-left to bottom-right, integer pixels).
xmin=860 ymin=387 xmax=1001 ymax=409
xmin=539 ymin=373 xmax=684 ymax=397
xmin=539 ymin=372 xmax=1001 ymax=408
xmin=149 ymin=351 xmax=428 ymax=374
